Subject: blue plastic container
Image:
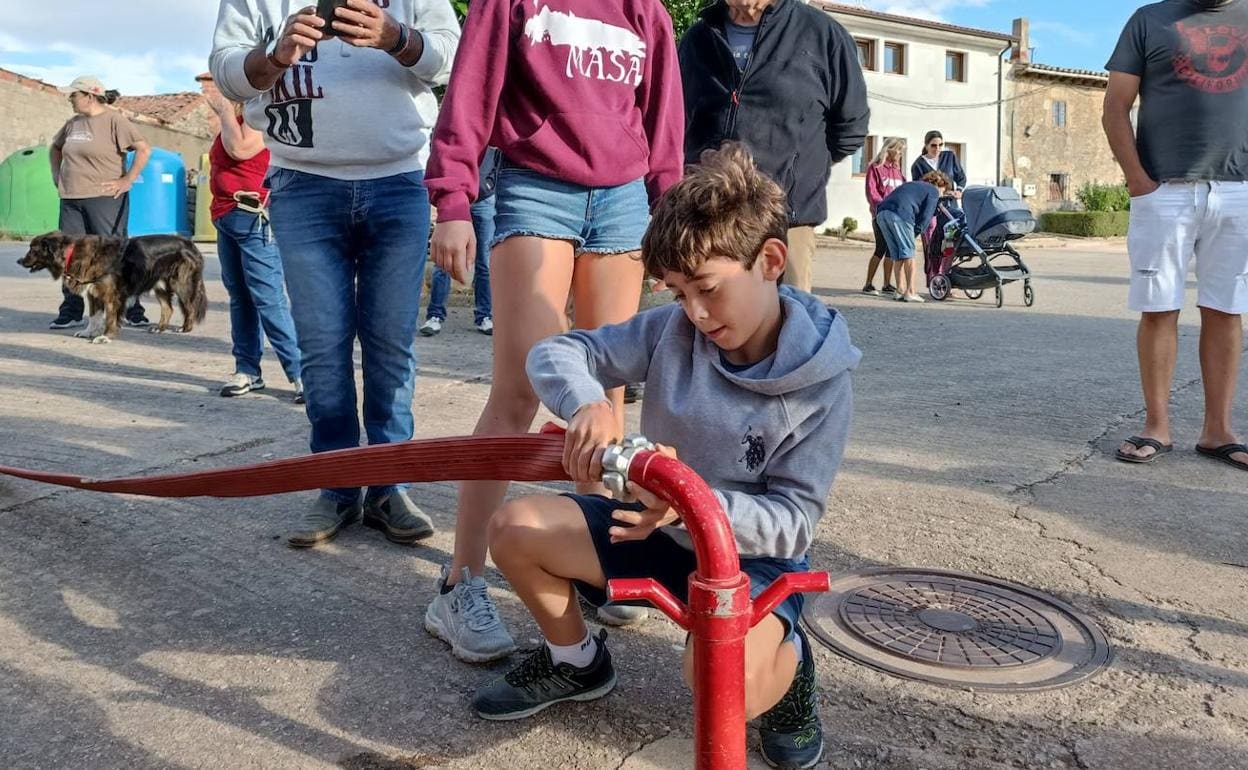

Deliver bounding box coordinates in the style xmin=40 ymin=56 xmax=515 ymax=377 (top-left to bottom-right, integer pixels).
xmin=126 ymin=147 xmax=189 ymax=236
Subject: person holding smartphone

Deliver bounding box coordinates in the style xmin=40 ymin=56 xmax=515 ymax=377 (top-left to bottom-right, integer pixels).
xmin=210 ymin=0 xmax=460 ymax=546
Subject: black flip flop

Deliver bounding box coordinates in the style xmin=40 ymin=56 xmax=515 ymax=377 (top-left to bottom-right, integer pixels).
xmin=1196 ymin=443 xmax=1248 ymax=472
xmin=1115 ymin=436 xmax=1174 ymax=464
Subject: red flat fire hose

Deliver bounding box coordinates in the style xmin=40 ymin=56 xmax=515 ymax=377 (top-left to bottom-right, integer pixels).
xmin=0 ymin=432 xmax=571 ymax=497
xmin=0 ymin=427 xmax=828 ymax=770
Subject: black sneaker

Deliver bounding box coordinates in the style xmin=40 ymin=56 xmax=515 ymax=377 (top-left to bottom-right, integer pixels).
xmin=49 ymin=313 xmax=86 ymax=330
xmin=861 ymin=283 xmax=879 ymax=296
xmin=759 ymin=626 xmax=823 ymax=769
xmin=473 ymin=629 xmax=616 ymax=721
xmin=881 ymin=284 xmax=897 ymax=295
xmin=123 ymin=310 xmax=151 ymax=328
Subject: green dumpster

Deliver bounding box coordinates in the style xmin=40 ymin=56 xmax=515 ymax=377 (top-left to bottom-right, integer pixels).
xmin=0 ymin=145 xmax=59 ymax=238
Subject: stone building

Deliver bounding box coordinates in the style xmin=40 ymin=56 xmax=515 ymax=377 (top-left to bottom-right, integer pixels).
xmin=1001 ymin=19 xmax=1124 ymax=214
xmin=0 ymin=67 xmax=212 ymax=168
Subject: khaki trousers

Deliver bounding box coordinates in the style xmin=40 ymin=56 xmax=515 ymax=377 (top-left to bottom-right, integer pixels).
xmin=781 ymin=225 xmax=816 ymax=293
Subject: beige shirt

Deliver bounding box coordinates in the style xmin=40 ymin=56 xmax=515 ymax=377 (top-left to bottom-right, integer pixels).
xmin=51 ymin=111 xmax=146 ymax=200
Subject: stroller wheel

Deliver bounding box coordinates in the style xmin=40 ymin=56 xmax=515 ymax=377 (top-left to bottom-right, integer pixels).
xmin=995 ymin=285 xmax=1004 ymax=309
xmin=964 ymin=289 xmax=984 ymax=300
xmin=1024 ymin=282 xmax=1035 ymax=307
xmin=930 ymin=274 xmax=951 ymax=301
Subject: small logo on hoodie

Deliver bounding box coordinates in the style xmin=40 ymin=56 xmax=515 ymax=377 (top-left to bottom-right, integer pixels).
xmin=740 ymin=426 xmax=765 ymax=472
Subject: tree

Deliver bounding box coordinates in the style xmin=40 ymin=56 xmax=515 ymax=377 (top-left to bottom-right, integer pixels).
xmin=662 ymin=0 xmax=707 ymax=39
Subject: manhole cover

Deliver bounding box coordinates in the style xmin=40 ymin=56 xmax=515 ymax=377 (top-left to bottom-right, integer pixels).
xmin=804 ymin=568 xmax=1111 ymax=692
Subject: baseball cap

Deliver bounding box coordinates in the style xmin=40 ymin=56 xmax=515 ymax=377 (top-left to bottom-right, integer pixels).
xmin=58 ymin=75 xmax=108 ymax=96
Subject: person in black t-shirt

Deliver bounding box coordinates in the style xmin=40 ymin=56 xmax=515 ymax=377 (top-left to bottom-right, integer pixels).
xmin=1105 ymin=0 xmax=1248 ymax=472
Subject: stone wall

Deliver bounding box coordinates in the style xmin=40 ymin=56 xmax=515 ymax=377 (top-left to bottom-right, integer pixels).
xmin=0 ymin=71 xmax=211 ymax=171
xmin=1003 ymin=71 xmax=1124 ymax=214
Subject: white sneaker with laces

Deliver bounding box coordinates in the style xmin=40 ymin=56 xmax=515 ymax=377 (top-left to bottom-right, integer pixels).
xmin=475 ymin=317 xmax=494 ymax=336
xmin=425 ymin=566 xmax=517 ymax=663
xmin=220 ymin=372 xmax=265 ymax=397
xmin=419 ymin=317 xmax=443 ymax=337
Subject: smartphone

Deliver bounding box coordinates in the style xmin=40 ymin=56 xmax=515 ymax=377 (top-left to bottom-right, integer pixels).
xmin=315 ymin=0 xmax=351 ymax=37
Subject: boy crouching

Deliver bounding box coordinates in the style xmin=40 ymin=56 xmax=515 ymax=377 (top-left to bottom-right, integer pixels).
xmin=476 ymin=143 xmax=860 ymax=769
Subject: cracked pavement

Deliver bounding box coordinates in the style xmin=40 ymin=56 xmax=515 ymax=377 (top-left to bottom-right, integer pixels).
xmin=0 ymin=238 xmax=1245 ymax=770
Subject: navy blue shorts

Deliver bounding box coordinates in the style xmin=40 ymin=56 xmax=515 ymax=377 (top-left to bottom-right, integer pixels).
xmin=568 ymin=494 xmax=807 ymax=642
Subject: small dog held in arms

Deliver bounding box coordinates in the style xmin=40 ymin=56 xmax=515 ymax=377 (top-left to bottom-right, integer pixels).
xmin=18 ymin=232 xmax=208 ymax=343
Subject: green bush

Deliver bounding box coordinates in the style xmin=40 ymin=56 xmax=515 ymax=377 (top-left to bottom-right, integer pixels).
xmin=1076 ymin=182 xmax=1131 ymax=212
xmin=1040 ymin=211 xmax=1130 ymax=237
xmin=841 ymin=217 xmax=858 ymax=235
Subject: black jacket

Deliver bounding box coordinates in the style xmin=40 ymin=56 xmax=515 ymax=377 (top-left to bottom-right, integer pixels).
xmin=679 ymin=0 xmax=870 ymax=226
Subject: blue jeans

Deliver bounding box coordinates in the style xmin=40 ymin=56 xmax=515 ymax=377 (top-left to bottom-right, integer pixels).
xmin=215 ymin=209 xmax=301 ymax=383
xmin=266 ymin=168 xmax=430 ymax=505
xmin=426 ymin=195 xmax=494 ymax=324
xmin=877 ymin=210 xmax=918 ymax=261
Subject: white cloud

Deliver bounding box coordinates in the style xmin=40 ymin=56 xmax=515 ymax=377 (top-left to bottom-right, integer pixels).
xmin=0 ymin=0 xmax=216 ymax=94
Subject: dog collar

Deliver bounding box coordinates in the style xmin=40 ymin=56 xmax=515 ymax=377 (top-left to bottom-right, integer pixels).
xmin=63 ymin=243 xmax=76 ymax=272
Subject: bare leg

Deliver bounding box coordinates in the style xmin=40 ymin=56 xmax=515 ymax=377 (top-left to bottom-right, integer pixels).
xmin=488 ymin=495 xmax=606 ymax=645
xmin=447 ymin=237 xmax=576 ymax=584
xmin=1120 ymin=311 xmax=1179 ymax=459
xmin=570 ymin=251 xmax=645 ymax=493
xmin=865 ymin=255 xmax=882 ymax=286
xmin=1196 ymin=307 xmax=1247 ymax=464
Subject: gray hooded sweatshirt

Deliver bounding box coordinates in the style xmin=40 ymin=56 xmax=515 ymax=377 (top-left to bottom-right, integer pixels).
xmin=527 ymin=287 xmax=860 ymax=560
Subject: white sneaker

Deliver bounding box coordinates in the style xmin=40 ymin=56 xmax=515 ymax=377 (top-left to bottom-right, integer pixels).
xmin=904 ymin=294 xmax=926 ymax=303
xmin=475 ymin=317 xmax=494 ymax=336
xmin=419 ymin=317 xmax=443 ymax=337
xmin=425 ymin=566 xmax=517 ymax=663
xmin=220 ymin=372 xmax=265 ymax=397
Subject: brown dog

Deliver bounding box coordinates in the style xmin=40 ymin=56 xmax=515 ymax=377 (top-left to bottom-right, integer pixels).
xmin=19 ymin=232 xmax=208 ymax=343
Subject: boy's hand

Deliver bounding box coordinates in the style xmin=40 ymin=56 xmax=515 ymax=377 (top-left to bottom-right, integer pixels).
xmin=610 ymin=482 xmax=680 ymax=543
xmin=564 ymin=401 xmax=619 ymax=483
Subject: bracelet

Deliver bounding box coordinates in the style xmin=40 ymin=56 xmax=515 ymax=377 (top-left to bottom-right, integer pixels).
xmin=266 ymin=50 xmax=290 ymax=70
xmin=386 ymin=23 xmax=409 ymax=55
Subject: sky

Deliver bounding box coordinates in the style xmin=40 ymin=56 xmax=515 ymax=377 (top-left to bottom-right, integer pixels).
xmin=0 ymin=1 xmax=1139 ymax=96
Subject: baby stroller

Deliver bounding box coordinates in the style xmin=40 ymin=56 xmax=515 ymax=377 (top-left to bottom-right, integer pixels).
xmin=926 ymin=186 xmax=1036 ymax=308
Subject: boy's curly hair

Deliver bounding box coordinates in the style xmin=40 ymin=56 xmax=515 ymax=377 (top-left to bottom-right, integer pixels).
xmin=921 ymin=170 xmax=952 ymax=190
xmin=642 ymin=142 xmax=789 ymax=280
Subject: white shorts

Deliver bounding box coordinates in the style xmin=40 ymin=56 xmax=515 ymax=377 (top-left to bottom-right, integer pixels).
xmin=1126 ymin=181 xmax=1248 ymax=314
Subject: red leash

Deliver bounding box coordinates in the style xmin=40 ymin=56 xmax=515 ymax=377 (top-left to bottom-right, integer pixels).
xmin=0 ymin=431 xmax=570 ymax=498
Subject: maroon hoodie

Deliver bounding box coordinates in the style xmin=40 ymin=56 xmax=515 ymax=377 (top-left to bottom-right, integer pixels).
xmin=425 ymin=0 xmax=685 ymax=222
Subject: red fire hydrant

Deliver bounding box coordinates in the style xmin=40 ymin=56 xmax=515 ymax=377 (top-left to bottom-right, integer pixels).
xmin=602 ymin=436 xmax=831 ymax=770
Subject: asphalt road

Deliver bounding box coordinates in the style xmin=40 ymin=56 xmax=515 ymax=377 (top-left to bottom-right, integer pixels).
xmin=0 ymin=236 xmax=1244 ymax=770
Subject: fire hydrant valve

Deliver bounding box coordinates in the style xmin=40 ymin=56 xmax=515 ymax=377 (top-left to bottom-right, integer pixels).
xmin=601 ymin=434 xmax=656 ymax=499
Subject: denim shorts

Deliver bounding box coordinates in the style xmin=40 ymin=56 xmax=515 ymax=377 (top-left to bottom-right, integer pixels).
xmin=491 ymin=160 xmax=648 ymax=255
xmin=567 ymin=494 xmax=807 ymax=643
xmin=876 ymin=209 xmax=917 ymax=261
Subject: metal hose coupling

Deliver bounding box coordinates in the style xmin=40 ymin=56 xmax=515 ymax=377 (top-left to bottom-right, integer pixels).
xmin=601 ymin=434 xmax=656 ymax=499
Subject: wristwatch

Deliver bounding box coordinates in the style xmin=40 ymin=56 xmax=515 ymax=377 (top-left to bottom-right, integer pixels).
xmin=265 ymin=37 xmax=290 ymax=70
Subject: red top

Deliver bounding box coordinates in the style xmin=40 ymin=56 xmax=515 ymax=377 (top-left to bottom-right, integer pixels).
xmin=209 ymin=117 xmax=271 ymax=221
xmin=424 ymin=0 xmax=685 ymax=222
xmin=865 ymin=162 xmax=905 ymax=215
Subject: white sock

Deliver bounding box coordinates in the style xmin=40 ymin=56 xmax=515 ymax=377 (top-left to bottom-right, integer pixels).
xmin=547 ymin=631 xmax=598 ymax=668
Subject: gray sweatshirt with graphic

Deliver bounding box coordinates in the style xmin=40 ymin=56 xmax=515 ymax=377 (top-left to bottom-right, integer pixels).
xmin=209 ymin=0 xmax=459 ymax=179
xmin=527 ymin=287 xmax=860 ymax=560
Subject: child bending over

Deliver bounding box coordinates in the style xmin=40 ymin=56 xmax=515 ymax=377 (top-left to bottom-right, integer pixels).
xmin=476 ymin=144 xmax=859 ymax=770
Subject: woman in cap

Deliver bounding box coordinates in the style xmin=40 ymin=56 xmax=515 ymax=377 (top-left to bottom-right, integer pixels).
xmin=48 ymin=75 xmax=152 ymax=329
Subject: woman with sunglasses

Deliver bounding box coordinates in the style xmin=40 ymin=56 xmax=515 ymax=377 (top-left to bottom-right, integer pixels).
xmin=910 ymin=130 xmax=966 ymax=191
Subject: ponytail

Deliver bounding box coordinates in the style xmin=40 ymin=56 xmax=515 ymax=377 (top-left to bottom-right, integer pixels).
xmin=100 ymin=89 xmax=120 ymax=105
